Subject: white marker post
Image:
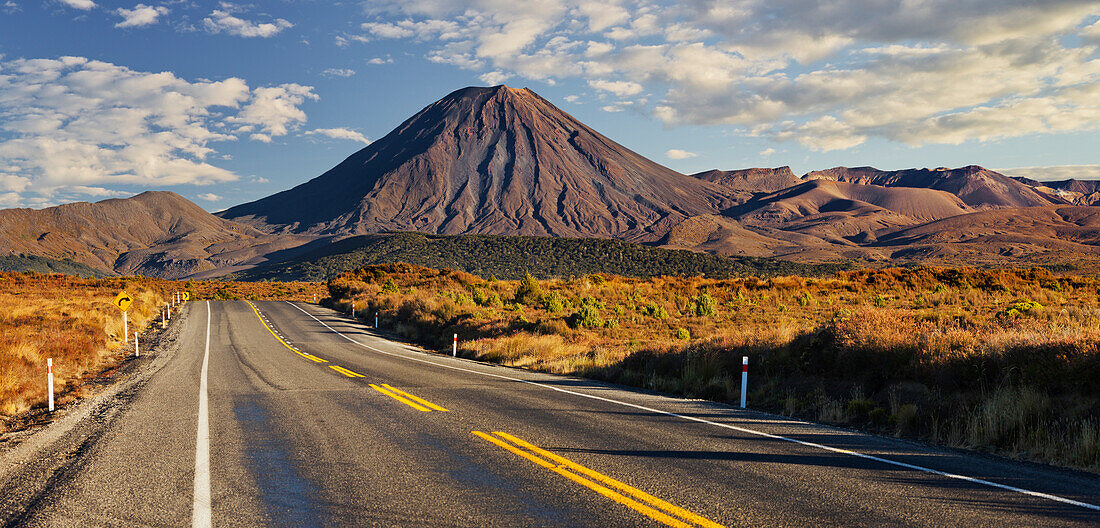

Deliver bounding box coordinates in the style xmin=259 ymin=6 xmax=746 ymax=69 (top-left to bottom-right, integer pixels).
xmin=135 ymin=334 xmax=139 ymax=357
xmin=162 ymin=308 xmax=167 ymax=329
xmin=740 ymin=356 xmax=748 ymax=408
xmin=46 ymin=358 xmax=54 ymax=412
xmin=352 ymin=305 xmax=356 ymax=319
xmin=452 ymin=334 xmax=458 ymax=357
xmin=374 ymin=313 xmax=378 ymax=328
xmin=123 ymin=311 xmax=128 ymax=343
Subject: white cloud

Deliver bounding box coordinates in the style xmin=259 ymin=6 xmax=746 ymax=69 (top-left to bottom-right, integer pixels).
xmin=358 ymin=0 xmax=1100 ymax=151
xmin=233 ymin=84 xmax=318 ymax=140
xmin=65 ymin=186 xmax=130 ymax=197
xmin=114 ymin=4 xmax=168 ymax=28
xmin=321 ymin=68 xmax=356 ymax=78
xmin=366 ymin=57 xmax=393 ymax=65
xmin=196 ymin=192 xmax=221 ymax=201
xmin=303 ymin=127 xmax=370 ymax=144
xmin=760 ymin=148 xmax=776 ymax=157
xmin=0 ymin=57 xmax=317 ymax=207
xmin=998 ymin=165 xmax=1100 ymax=182
xmin=58 ymin=0 xmax=94 ymax=10
xmin=203 ymin=9 xmax=292 ymax=38
xmin=588 ymin=79 xmax=643 ymax=96
xmin=665 ymin=149 xmax=696 ymax=159
xmin=563 ymin=95 xmax=580 ymax=103
xmin=479 ymin=70 xmax=510 ymax=85
xmin=3 ymin=2 xmax=21 ymax=14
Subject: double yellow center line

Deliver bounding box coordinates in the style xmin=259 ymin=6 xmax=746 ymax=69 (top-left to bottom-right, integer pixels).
xmin=247 ymin=301 xmax=328 ymax=363
xmin=473 ymin=431 xmax=724 ymax=528
xmin=371 ymin=384 xmax=449 ymax=412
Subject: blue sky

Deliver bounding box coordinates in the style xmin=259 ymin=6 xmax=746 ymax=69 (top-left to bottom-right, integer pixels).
xmin=1 ymin=0 xmax=1098 ymax=211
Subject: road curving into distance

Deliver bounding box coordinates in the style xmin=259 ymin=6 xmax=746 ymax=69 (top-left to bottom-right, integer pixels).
xmin=1 ymin=300 xmax=1097 ymax=527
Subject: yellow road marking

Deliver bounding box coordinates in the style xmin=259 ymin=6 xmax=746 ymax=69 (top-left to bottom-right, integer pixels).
xmin=370 ymin=384 xmax=432 ymax=412
xmin=472 ymin=431 xmax=555 ymax=468
xmin=381 ymin=384 xmax=449 ymax=411
xmin=329 ymin=365 xmax=366 ymax=378
xmin=247 ymin=301 xmax=328 ymax=363
xmin=493 ymin=432 xmax=724 ymax=528
xmin=473 ymin=431 xmax=723 ymax=528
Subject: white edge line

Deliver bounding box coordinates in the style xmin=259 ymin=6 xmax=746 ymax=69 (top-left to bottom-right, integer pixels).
xmin=285 ymin=301 xmax=1099 ymax=512
xmin=192 ymin=301 xmax=212 ymax=527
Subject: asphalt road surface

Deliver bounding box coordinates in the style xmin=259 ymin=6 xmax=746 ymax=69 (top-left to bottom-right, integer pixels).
xmin=1 ymin=300 xmax=1098 ymax=527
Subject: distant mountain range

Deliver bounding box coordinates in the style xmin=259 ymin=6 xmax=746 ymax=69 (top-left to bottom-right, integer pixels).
xmin=1 ymin=85 xmax=1098 ymax=279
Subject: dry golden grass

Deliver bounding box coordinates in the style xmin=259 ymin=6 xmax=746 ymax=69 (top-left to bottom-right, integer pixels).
xmin=0 ymin=273 xmax=327 ymax=426
xmin=329 ymin=263 xmax=1100 ymax=471
xmin=0 ymin=273 xmax=171 ymax=418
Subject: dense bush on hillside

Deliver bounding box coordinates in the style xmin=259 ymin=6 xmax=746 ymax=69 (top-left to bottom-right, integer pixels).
xmin=327 ymin=263 xmax=1100 ymax=471
xmin=0 ymin=255 xmax=107 ymax=277
xmin=226 ymin=232 xmax=848 ymax=282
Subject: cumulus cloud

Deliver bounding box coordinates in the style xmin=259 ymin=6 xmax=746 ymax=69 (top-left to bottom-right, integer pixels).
xmin=233 ymin=84 xmax=318 ymax=142
xmin=588 ymin=79 xmax=643 ymax=96
xmin=998 ymin=164 xmax=1100 ymax=181
xmin=58 ymin=0 xmax=94 ymax=9
xmin=321 ymin=68 xmax=356 ymax=78
xmin=303 ymin=127 xmax=370 ymax=144
xmin=114 ymin=4 xmax=168 ymax=28
xmin=196 ymin=192 xmax=221 ymax=201
xmin=0 ymin=57 xmax=317 ymax=207
xmin=665 ymin=149 xmax=696 ymax=159
xmin=358 ymin=0 xmax=1100 ymax=151
xmin=479 ymin=70 xmax=510 ymax=85
xmin=366 ymin=57 xmax=393 ymax=65
xmin=203 ymin=8 xmax=292 ymax=38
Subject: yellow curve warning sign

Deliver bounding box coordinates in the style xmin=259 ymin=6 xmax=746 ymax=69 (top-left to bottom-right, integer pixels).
xmin=182 ymin=292 xmax=190 ymax=301
xmin=114 ymin=291 xmax=133 ymax=312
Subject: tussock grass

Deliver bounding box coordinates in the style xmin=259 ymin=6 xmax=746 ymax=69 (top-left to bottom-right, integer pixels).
xmin=328 ymin=263 xmax=1100 ymax=471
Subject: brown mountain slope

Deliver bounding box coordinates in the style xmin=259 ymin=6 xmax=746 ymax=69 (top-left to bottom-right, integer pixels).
xmin=873 ymin=206 xmax=1100 ymax=264
xmin=803 ymin=165 xmax=1058 ymax=209
xmin=219 ymin=85 xmax=737 ymax=242
xmin=1012 ymin=177 xmax=1100 ymax=206
xmin=727 ymin=180 xmax=970 ymax=234
xmin=661 ymin=180 xmax=973 ymax=261
xmin=691 ymin=166 xmax=801 ymax=194
xmin=0 ymin=192 xmax=320 ymax=278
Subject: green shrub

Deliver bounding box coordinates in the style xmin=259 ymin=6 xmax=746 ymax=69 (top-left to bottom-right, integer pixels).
xmin=999 ymin=300 xmax=1044 ymax=317
xmin=675 ymin=327 xmax=691 ymax=340
xmin=643 ymin=302 xmax=669 ymax=319
xmin=569 ymin=304 xmax=604 ymax=328
xmin=514 ymin=272 xmax=544 ymax=305
xmin=690 ymin=293 xmax=718 ymax=317
xmin=543 ymin=291 xmax=566 ymax=315
xmin=382 ymin=278 xmax=399 ymax=293
xmin=873 ymin=293 xmax=887 ymax=307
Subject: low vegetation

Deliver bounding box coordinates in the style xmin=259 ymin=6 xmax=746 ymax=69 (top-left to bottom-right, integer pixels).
xmin=0 ymin=254 xmax=107 ymax=277
xmin=0 ymin=273 xmax=325 ymax=428
xmin=226 ymin=231 xmax=848 ymax=282
xmin=328 ymin=263 xmax=1100 ymax=472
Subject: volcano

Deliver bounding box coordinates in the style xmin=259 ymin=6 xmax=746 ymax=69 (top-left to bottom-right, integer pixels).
xmin=220 ymin=86 xmax=736 ymax=242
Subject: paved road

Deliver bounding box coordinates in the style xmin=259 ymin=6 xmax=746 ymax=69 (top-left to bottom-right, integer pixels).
xmin=2 ymin=300 xmax=1098 ymax=527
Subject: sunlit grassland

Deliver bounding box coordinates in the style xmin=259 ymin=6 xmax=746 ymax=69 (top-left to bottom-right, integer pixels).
xmin=0 ymin=273 xmax=171 ymax=419
xmin=329 ymin=264 xmax=1100 ymax=471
